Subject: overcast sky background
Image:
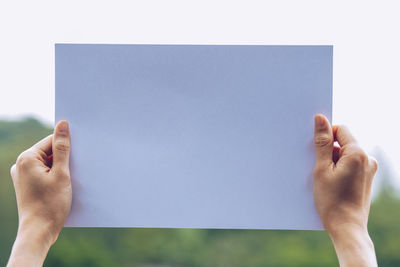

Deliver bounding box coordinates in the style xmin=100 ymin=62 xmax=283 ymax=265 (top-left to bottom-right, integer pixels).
xmin=0 ymin=0 xmax=399 ymax=186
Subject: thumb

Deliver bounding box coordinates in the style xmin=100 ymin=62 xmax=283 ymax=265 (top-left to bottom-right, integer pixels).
xmin=314 ymin=114 xmax=334 ymax=167
xmin=52 ymin=120 xmax=71 ymax=172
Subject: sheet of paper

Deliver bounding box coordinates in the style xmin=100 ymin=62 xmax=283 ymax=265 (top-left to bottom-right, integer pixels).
xmin=55 ymin=44 xmax=332 ymax=229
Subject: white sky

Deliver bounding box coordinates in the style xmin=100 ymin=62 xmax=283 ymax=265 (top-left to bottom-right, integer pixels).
xmin=0 ymin=0 xmax=399 ymax=184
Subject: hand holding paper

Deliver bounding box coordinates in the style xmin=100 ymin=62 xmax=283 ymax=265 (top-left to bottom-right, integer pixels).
xmin=313 ymin=114 xmax=378 ymax=267
xmin=7 ymin=121 xmax=71 ymax=267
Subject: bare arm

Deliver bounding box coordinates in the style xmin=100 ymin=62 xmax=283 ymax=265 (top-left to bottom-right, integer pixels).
xmin=313 ymin=114 xmax=378 ymax=267
xmin=7 ymin=121 xmax=71 ymax=267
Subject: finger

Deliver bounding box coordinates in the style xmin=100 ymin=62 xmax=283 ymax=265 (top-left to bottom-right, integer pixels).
xmin=10 ymin=164 xmax=16 ymax=178
xmin=368 ymin=156 xmax=378 ymax=174
xmin=365 ymin=156 xmax=378 ymax=195
xmin=32 ymin=135 xmax=53 ymax=156
xmin=332 ymin=125 xmax=338 ymax=140
xmin=52 ymin=120 xmax=71 ymax=172
xmin=335 ymin=125 xmax=358 ymax=147
xmin=314 ymin=114 xmax=334 ymax=166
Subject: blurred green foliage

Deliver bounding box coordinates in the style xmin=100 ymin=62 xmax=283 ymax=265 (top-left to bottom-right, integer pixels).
xmin=0 ymin=118 xmax=399 ymax=267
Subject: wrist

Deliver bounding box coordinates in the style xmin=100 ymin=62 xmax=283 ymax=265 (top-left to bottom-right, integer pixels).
xmin=328 ymin=223 xmax=369 ymax=241
xmin=7 ymin=220 xmax=55 ymax=267
xmin=18 ymin=214 xmax=62 ymax=245
xmin=17 ymin=221 xmax=54 ymax=247
xmin=328 ymin=223 xmax=377 ymax=267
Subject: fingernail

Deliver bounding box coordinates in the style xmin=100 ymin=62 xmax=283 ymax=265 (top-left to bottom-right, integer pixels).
xmin=58 ymin=120 xmax=69 ymax=134
xmin=315 ymin=115 xmax=326 ymax=130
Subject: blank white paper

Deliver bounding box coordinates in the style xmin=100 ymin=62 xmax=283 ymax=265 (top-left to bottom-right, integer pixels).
xmin=55 ymin=44 xmax=332 ymax=229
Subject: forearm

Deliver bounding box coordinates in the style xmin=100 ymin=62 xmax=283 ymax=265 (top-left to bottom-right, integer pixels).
xmin=7 ymin=221 xmax=53 ymax=267
xmin=329 ymin=224 xmax=377 ymax=267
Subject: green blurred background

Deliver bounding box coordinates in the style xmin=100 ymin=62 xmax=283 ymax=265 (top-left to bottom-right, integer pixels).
xmin=1 ymin=118 xmax=399 ymax=267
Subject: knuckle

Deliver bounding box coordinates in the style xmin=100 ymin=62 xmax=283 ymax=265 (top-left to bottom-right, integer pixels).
xmin=314 ymin=134 xmax=332 ymax=147
xmin=10 ymin=164 xmax=16 ymax=178
xmin=369 ymin=158 xmax=378 ymax=173
xmin=54 ymin=140 xmax=70 ymax=152
xmin=56 ymin=129 xmax=69 ymax=138
xmin=16 ymin=151 xmax=35 ymax=169
xmin=348 ymin=146 xmax=368 ymax=167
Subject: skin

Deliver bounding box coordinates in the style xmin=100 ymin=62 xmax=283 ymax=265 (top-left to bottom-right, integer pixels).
xmin=7 ymin=115 xmax=378 ymax=266
xmin=7 ymin=120 xmax=71 ymax=267
xmin=313 ymin=114 xmax=378 ymax=267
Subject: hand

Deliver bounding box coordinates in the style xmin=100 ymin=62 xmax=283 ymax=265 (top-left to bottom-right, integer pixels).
xmin=313 ymin=114 xmax=378 ymax=267
xmin=7 ymin=120 xmax=71 ymax=267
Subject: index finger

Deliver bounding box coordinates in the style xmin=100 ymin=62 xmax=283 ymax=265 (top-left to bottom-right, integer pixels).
xmin=334 ymin=125 xmax=358 ymax=147
xmin=31 ymin=135 xmax=53 ymax=156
